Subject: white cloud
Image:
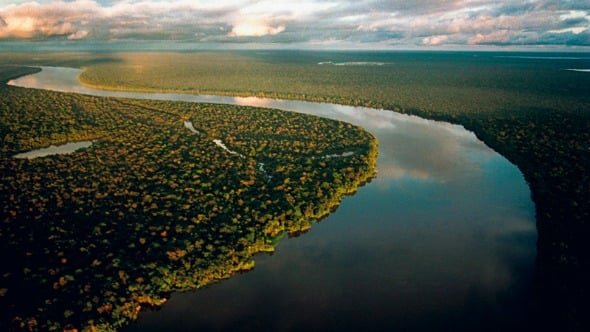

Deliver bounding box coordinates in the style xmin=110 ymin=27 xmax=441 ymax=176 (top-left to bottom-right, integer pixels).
xmin=0 ymin=0 xmax=589 ymax=48
xmin=468 ymin=30 xmax=512 ymax=45
xmin=229 ymin=22 xmax=286 ymax=37
xmin=67 ymin=29 xmax=88 ymax=39
xmin=559 ymin=10 xmax=588 ymax=21
xmin=422 ymin=35 xmax=448 ymax=45
xmin=548 ymin=27 xmax=588 ymax=34
xmin=0 ymin=0 xmax=98 ymax=38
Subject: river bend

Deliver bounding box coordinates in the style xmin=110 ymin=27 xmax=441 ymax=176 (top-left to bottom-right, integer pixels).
xmin=9 ymin=67 xmax=536 ymax=332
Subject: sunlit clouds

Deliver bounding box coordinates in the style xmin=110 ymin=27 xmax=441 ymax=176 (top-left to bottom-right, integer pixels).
xmin=0 ymin=0 xmax=97 ymax=39
xmin=0 ymin=0 xmax=589 ymax=48
xmin=230 ymin=22 xmax=286 ymax=37
xmin=422 ymin=35 xmax=449 ymax=45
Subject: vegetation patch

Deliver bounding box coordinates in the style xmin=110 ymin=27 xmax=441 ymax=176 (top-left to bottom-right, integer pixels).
xmin=72 ymin=51 xmax=590 ymax=330
xmin=0 ymin=67 xmax=377 ymax=331
xmin=2 ymin=50 xmax=589 ymax=330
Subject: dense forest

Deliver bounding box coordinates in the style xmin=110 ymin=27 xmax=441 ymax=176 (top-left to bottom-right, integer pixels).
xmin=1 ymin=49 xmax=589 ymax=330
xmin=76 ymin=52 xmax=590 ymax=115
xmin=74 ymin=52 xmax=590 ymax=249
xmin=0 ymin=66 xmax=377 ymax=331
xmin=70 ymin=51 xmax=590 ymax=331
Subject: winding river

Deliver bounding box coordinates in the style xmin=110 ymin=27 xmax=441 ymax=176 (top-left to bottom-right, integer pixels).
xmin=9 ymin=67 xmax=536 ymax=331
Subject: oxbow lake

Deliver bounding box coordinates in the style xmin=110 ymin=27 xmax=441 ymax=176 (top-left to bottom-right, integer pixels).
xmin=12 ymin=140 xmax=93 ymax=159
xmin=10 ymin=67 xmax=536 ymax=331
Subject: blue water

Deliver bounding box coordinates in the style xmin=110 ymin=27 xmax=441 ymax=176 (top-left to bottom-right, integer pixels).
xmin=10 ymin=65 xmax=537 ymax=332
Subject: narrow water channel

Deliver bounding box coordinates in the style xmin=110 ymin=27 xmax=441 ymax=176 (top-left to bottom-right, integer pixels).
xmin=9 ymin=67 xmax=536 ymax=331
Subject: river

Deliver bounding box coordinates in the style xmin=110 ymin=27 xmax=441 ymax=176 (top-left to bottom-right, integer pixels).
xmin=9 ymin=67 xmax=536 ymax=331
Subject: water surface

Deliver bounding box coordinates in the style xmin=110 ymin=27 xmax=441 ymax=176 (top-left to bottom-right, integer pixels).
xmin=9 ymin=67 xmax=536 ymax=331
xmin=13 ymin=140 xmax=93 ymax=159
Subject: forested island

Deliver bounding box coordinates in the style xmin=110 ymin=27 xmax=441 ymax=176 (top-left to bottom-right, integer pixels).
xmin=0 ymin=65 xmax=377 ymax=331
xmin=74 ymin=51 xmax=590 ymax=331
xmin=1 ymin=49 xmax=589 ymax=331
xmin=76 ymin=51 xmax=589 ymax=259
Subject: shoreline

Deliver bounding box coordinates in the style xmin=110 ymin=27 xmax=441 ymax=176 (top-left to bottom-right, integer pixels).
xmin=76 ymin=61 xmax=590 ymax=330
xmin=1 ymin=67 xmax=380 ymax=331
xmin=6 ymin=61 xmax=588 ymax=330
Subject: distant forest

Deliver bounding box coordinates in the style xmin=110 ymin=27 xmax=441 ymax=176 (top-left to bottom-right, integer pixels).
xmin=1 ymin=50 xmax=589 ymax=331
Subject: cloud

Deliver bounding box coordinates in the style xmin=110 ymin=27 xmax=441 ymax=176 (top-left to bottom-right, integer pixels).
xmin=229 ymin=22 xmax=286 ymax=37
xmin=67 ymin=29 xmax=88 ymax=39
xmin=468 ymin=31 xmax=512 ymax=45
xmin=422 ymin=35 xmax=448 ymax=45
xmin=548 ymin=27 xmax=587 ymax=34
xmin=0 ymin=0 xmax=98 ymax=38
xmin=0 ymin=0 xmax=588 ymax=48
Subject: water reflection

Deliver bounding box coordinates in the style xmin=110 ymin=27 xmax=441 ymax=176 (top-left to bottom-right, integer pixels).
xmin=9 ymin=67 xmax=536 ymax=332
xmin=8 ymin=67 xmax=491 ymax=184
xmin=13 ymin=140 xmax=93 ymax=159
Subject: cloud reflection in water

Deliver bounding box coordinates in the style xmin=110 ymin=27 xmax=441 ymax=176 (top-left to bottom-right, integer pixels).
xmin=10 ymin=67 xmax=536 ymax=332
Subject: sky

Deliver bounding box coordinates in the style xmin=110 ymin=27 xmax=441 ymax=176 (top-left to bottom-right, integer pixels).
xmin=0 ymin=0 xmax=589 ymax=50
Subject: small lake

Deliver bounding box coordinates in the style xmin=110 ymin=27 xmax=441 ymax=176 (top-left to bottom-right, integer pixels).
xmin=13 ymin=140 xmax=93 ymax=159
xmin=9 ymin=67 xmax=536 ymax=331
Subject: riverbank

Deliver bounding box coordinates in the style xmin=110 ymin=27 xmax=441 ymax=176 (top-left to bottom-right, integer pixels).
xmin=2 ymin=50 xmax=589 ymax=330
xmin=22 ymin=66 xmax=537 ymax=332
xmin=0 ymin=66 xmax=379 ymax=331
xmin=75 ymin=51 xmax=590 ymax=331
xmin=77 ymin=52 xmax=589 ymax=249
